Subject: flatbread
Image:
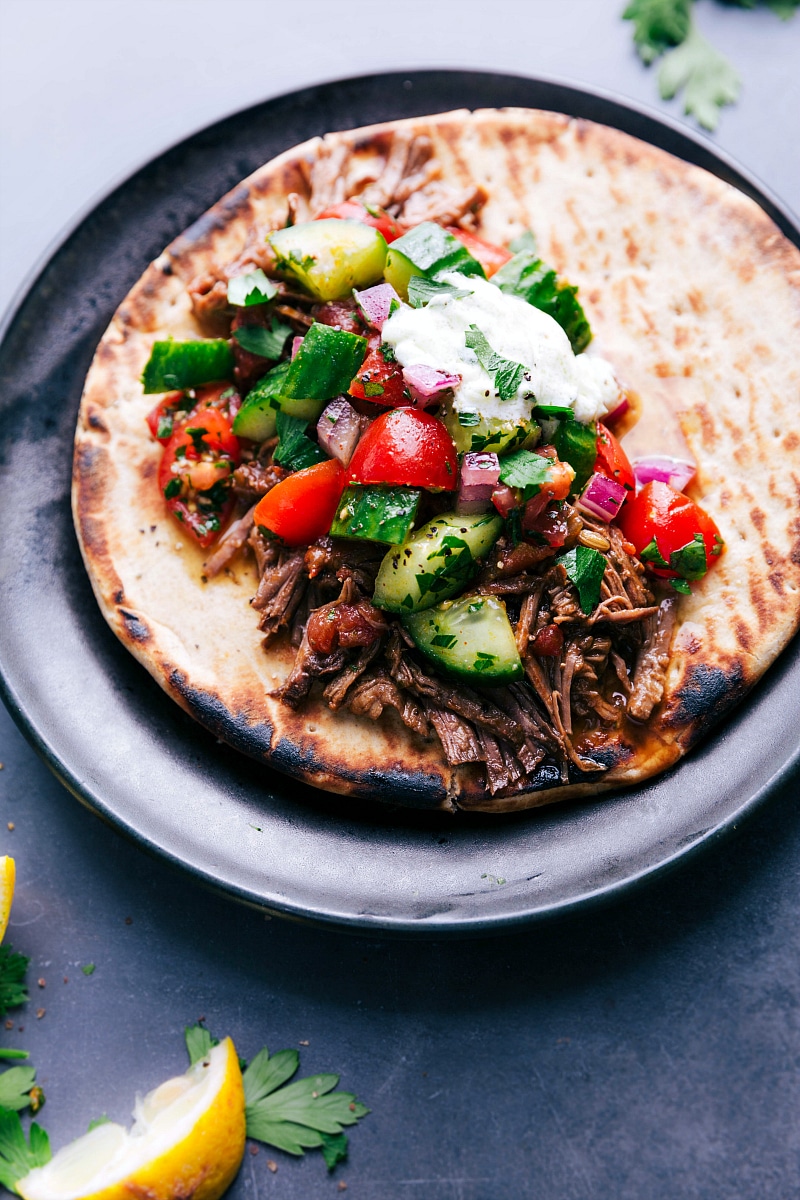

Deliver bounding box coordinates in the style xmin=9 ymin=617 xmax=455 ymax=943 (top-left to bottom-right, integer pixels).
xmin=72 ymin=108 xmax=800 ymax=813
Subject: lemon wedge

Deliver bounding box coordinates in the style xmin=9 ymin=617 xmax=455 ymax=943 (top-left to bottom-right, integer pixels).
xmin=17 ymin=1038 xmax=245 ymax=1200
xmin=0 ymin=855 xmax=15 ymax=943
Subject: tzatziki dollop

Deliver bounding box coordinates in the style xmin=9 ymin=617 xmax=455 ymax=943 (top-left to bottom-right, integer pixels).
xmin=381 ymin=273 xmax=621 ymax=426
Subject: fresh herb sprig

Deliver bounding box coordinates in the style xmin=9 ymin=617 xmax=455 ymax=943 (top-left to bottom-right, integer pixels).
xmin=0 ymin=946 xmax=28 ymax=1021
xmin=185 ymin=1024 xmax=368 ymax=1172
xmin=0 ymin=1108 xmax=51 ymax=1194
xmin=623 ymin=0 xmax=798 ymax=130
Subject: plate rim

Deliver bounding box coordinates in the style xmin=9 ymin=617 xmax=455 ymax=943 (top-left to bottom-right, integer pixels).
xmin=2 ymin=67 xmax=799 ymax=935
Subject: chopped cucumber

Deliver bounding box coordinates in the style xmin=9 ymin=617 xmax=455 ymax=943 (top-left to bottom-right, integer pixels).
xmin=443 ymin=408 xmax=538 ymax=456
xmin=284 ymin=323 xmax=367 ymax=402
xmin=404 ymin=594 xmax=523 ymax=684
xmin=141 ymin=338 xmax=234 ymax=394
xmin=493 ymin=252 xmax=592 ymax=354
xmin=383 ymin=222 xmax=485 ymax=300
xmin=373 ymin=511 xmax=502 ymax=614
xmin=233 ymin=361 xmax=327 ymax=439
xmin=330 ymin=486 xmax=421 ymax=545
xmin=268 ymin=219 xmax=388 ymax=301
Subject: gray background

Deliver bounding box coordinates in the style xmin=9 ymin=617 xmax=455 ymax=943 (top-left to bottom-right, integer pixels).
xmin=2 ymin=1 xmax=800 ymax=1196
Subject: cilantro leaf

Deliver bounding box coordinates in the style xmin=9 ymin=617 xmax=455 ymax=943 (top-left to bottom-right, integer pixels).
xmin=640 ymin=537 xmax=669 ymax=569
xmin=227 ymin=269 xmax=278 ymax=308
xmin=670 ymin=577 xmax=692 ymax=594
xmin=658 ymin=22 xmax=741 ymax=131
xmin=464 ymin=326 xmax=526 ymax=401
xmin=273 ymin=411 xmax=327 ymax=472
xmin=184 ymin=1023 xmax=220 ymax=1066
xmin=669 ymin=531 xmax=708 ymax=579
xmin=0 ymin=1107 xmax=51 ymax=1193
xmin=0 ymin=1069 xmax=37 ymax=1113
xmin=0 ymin=947 xmax=28 ymax=1020
xmin=243 ymin=1046 xmax=369 ymax=1159
xmin=320 ymin=1131 xmax=349 ymax=1171
xmin=556 ymin=545 xmax=608 ymax=614
xmin=623 ymin=0 xmax=692 ymax=64
xmin=407 ymin=277 xmax=473 ymax=307
xmin=234 ymin=319 xmax=293 ymax=360
xmin=498 ymin=450 xmax=553 ymax=500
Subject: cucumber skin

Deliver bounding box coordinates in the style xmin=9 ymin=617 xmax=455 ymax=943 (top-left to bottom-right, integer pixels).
xmin=384 ymin=222 xmax=485 ymax=301
xmin=141 ymin=339 xmax=235 ymax=394
xmin=373 ymin=512 xmax=502 ymax=614
xmin=404 ymin=595 xmax=524 ymax=684
xmin=330 ymin=486 xmax=421 ymax=545
xmin=269 ymin=220 xmax=387 ymax=301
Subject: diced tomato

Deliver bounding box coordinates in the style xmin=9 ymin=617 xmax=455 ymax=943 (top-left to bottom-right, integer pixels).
xmin=157 ymin=388 xmax=241 ymax=548
xmin=253 ymin=458 xmax=345 ymax=546
xmin=445 ymin=227 xmax=512 ymax=277
xmin=348 ymin=408 xmax=458 ymax=492
xmin=594 ymin=423 xmax=635 ymax=493
xmin=315 ymin=201 xmax=404 ymax=244
xmin=617 ymin=480 xmax=724 ymax=580
xmin=146 ymin=392 xmax=190 ymax=443
xmin=348 ymin=332 xmax=409 ymax=407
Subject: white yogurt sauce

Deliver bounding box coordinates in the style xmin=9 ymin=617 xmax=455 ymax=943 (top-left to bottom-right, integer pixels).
xmin=381 ymin=273 xmax=621 ymax=426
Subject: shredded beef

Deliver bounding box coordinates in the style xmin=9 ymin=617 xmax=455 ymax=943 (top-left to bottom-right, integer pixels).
xmin=628 ymin=597 xmax=678 ymax=720
xmin=232 ymin=461 xmax=287 ymax=505
xmin=251 ymin=548 xmax=309 ymax=646
xmin=346 ymin=672 xmax=429 ymax=737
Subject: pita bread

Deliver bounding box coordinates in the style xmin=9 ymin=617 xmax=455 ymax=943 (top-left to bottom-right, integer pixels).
xmin=72 ymin=108 xmax=800 ymax=813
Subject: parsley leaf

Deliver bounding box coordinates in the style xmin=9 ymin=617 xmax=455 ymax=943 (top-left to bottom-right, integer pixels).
xmin=0 ymin=1108 xmax=51 ymax=1193
xmin=492 ymin=256 xmax=592 ymax=354
xmin=669 ymin=531 xmax=708 ymax=579
xmin=464 ymin=326 xmax=526 ymax=401
xmin=185 ymin=1024 xmax=219 ymax=1066
xmin=245 ymin=1058 xmax=369 ymax=1155
xmin=227 ymin=269 xmax=278 ymax=307
xmin=658 ymin=21 xmax=741 ymax=131
xmin=765 ymin=0 xmax=800 ymax=16
xmin=498 ymin=450 xmax=553 ymax=500
xmin=0 ymin=947 xmax=28 ymax=1020
xmin=273 ymin=411 xmax=327 ymax=472
xmin=407 ymin=277 xmax=473 ymax=308
xmin=556 ymin=545 xmax=608 ymax=614
xmin=0 ymin=1068 xmax=38 ymax=1113
xmin=0 ymin=1053 xmax=27 ymax=1063
xmin=234 ymin=319 xmax=293 ymax=360
xmin=623 ymin=0 xmax=691 ymax=64
xmin=670 ymin=577 xmax=692 ymax=594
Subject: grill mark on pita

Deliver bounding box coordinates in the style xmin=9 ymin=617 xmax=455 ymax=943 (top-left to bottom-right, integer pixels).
xmin=118 ymin=609 xmax=150 ymax=643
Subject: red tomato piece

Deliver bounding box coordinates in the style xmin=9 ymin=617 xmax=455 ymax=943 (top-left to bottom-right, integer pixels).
xmin=348 ymin=408 xmax=458 ymax=492
xmin=253 ymin=458 xmax=345 ymax=546
xmin=146 ymin=392 xmax=190 ymax=443
xmin=445 ymin=227 xmax=512 ymax=277
xmin=594 ymin=422 xmax=635 ymax=493
xmin=315 ymin=201 xmax=404 ymax=244
xmin=348 ymin=332 xmax=409 ymax=407
xmin=157 ymin=390 xmax=241 ymax=548
xmin=616 ymin=480 xmax=724 ymax=579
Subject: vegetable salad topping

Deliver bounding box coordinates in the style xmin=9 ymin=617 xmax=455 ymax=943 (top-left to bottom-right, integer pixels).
xmin=140 ymin=198 xmax=724 ymax=797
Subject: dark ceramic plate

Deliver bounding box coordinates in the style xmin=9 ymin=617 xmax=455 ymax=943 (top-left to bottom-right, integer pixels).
xmin=1 ymin=71 xmax=799 ymax=935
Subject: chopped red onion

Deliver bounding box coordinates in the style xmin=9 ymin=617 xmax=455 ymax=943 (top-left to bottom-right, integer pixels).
xmin=291 ymin=335 xmax=304 ymax=360
xmin=632 ymin=455 xmax=696 ymax=493
xmin=604 ymin=395 xmax=629 ymax=425
xmin=456 ymin=452 xmax=500 ymax=514
xmin=576 ymin=472 xmax=627 ymax=522
xmin=316 ymin=397 xmax=363 ymax=467
xmin=402 ymin=364 xmax=461 ymax=407
xmin=353 ymin=282 xmax=401 ymax=331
